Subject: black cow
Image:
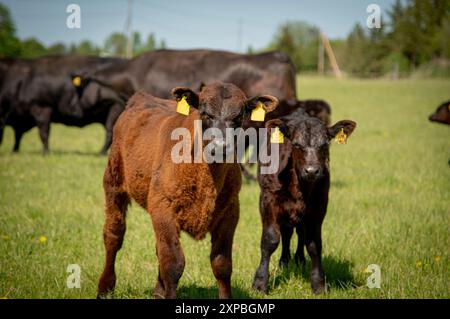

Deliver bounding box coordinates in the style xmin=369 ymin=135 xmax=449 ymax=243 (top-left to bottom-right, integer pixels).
xmin=0 ymin=55 xmax=126 ymax=154
xmin=70 ymin=49 xmax=297 ymax=155
xmin=252 ymin=108 xmax=356 ymax=294
xmin=429 ymin=100 xmax=450 ymax=125
xmin=74 ymin=49 xmax=297 ymax=102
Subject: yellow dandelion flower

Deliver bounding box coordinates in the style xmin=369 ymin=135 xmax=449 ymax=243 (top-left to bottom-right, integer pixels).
xmin=416 ymin=261 xmax=422 ymax=268
xmin=39 ymin=236 xmax=47 ymax=243
xmin=363 ymin=267 xmax=371 ymax=273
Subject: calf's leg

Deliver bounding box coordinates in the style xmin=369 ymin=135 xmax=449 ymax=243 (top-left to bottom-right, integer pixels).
xmin=97 ymin=190 xmax=129 ymax=298
xmin=252 ymin=203 xmax=281 ymax=294
xmin=294 ymin=223 xmax=306 ymax=267
xmin=149 ymin=204 xmax=185 ymax=299
xmin=153 ymin=269 xmax=165 ymax=299
xmin=304 ymin=217 xmax=325 ymax=294
xmin=210 ymin=200 xmax=239 ymax=299
xmin=279 ymin=224 xmax=293 ymax=267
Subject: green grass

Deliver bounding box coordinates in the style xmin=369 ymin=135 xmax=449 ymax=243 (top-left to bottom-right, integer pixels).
xmin=0 ymin=76 xmax=449 ymax=299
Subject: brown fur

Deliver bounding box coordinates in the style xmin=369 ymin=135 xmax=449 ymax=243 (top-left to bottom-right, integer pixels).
xmin=98 ymin=83 xmax=278 ymax=299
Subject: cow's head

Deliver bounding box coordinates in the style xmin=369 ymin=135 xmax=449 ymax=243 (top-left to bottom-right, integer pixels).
xmin=429 ymin=101 xmax=450 ymax=125
xmin=299 ymin=99 xmax=332 ymax=126
xmin=70 ymin=72 xmax=129 ymax=110
xmin=172 ymin=82 xmax=278 ymax=153
xmin=266 ymin=109 xmax=356 ymax=182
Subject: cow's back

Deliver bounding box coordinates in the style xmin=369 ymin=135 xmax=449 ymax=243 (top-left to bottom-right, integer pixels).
xmin=127 ymin=49 xmax=297 ymax=100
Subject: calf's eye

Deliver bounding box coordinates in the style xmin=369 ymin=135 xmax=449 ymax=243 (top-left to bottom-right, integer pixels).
xmin=201 ymin=112 xmax=213 ymax=120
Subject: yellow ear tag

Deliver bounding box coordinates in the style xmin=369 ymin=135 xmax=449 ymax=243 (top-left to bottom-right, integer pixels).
xmin=447 ymin=104 xmax=450 ymax=111
xmin=335 ymin=128 xmax=347 ymax=145
xmin=176 ymin=96 xmax=190 ymax=116
xmin=270 ymin=127 xmax=284 ymax=144
xmin=72 ymin=76 xmax=81 ymax=87
xmin=251 ymin=102 xmax=266 ymax=122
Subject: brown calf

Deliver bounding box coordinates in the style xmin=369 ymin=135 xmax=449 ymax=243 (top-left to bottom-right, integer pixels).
xmin=98 ymin=82 xmax=278 ymax=299
xmin=252 ymin=108 xmax=356 ymax=294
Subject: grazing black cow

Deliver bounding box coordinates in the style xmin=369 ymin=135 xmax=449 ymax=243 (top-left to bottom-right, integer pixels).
xmin=70 ymin=49 xmax=297 ymax=156
xmin=0 ymin=55 xmax=125 ymax=154
xmin=429 ymin=100 xmax=450 ymax=125
xmin=252 ymin=108 xmax=356 ymax=294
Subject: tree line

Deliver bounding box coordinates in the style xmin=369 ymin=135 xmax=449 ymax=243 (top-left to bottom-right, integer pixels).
xmin=267 ymin=0 xmax=450 ymax=77
xmin=0 ymin=4 xmax=166 ymax=58
xmin=1 ymin=1 xmax=449 ymax=77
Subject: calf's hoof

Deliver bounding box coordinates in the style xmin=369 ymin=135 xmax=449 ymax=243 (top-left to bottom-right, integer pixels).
xmin=97 ymin=273 xmax=116 ymax=298
xmin=153 ymin=284 xmax=165 ymax=299
xmin=252 ymin=275 xmax=269 ymax=294
xmin=311 ymin=271 xmax=326 ymax=294
xmin=279 ymin=257 xmax=290 ymax=268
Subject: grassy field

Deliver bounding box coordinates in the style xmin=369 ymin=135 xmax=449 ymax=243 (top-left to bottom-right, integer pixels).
xmin=0 ymin=76 xmax=449 ymax=299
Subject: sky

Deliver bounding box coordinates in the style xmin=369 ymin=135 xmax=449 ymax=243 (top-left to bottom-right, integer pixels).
xmin=2 ymin=0 xmax=396 ymax=52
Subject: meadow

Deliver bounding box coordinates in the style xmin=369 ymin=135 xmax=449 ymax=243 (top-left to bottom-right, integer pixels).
xmin=0 ymin=76 xmax=449 ymax=299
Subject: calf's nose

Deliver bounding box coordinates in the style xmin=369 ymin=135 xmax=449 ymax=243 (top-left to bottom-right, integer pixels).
xmin=303 ymin=166 xmax=320 ymax=178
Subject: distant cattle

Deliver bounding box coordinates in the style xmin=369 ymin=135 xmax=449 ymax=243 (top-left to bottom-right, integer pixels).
xmin=71 ymin=49 xmax=296 ymax=154
xmin=0 ymin=55 xmax=125 ymax=154
xmin=98 ymin=82 xmax=278 ymax=299
xmin=429 ymin=100 xmax=450 ymax=125
xmin=252 ymin=108 xmax=356 ymax=294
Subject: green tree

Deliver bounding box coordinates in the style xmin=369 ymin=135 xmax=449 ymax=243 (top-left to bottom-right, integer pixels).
xmin=104 ymin=32 xmax=127 ymax=56
xmin=132 ymin=31 xmax=143 ymax=55
xmin=0 ymin=4 xmax=21 ymax=57
xmin=47 ymin=42 xmax=67 ymax=55
xmin=159 ymin=39 xmax=166 ymax=49
xmin=268 ymin=21 xmax=320 ymax=72
xmin=145 ymin=33 xmax=157 ymax=51
xmin=387 ymin=0 xmax=450 ymax=70
xmin=76 ymin=40 xmax=99 ymax=55
xmin=20 ymin=38 xmax=47 ymax=58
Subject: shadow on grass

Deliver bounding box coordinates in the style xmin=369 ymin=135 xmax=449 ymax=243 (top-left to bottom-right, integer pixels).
xmin=141 ymin=284 xmax=252 ymax=299
xmin=273 ymin=255 xmax=359 ymax=292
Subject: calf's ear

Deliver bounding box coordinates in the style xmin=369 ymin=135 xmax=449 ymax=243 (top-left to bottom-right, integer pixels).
xmin=328 ymin=120 xmax=357 ymax=139
xmin=265 ymin=118 xmax=290 ymax=139
xmin=172 ymin=87 xmax=199 ymax=108
xmin=246 ymin=95 xmax=279 ymax=114
xmin=198 ymin=82 xmax=206 ymax=92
